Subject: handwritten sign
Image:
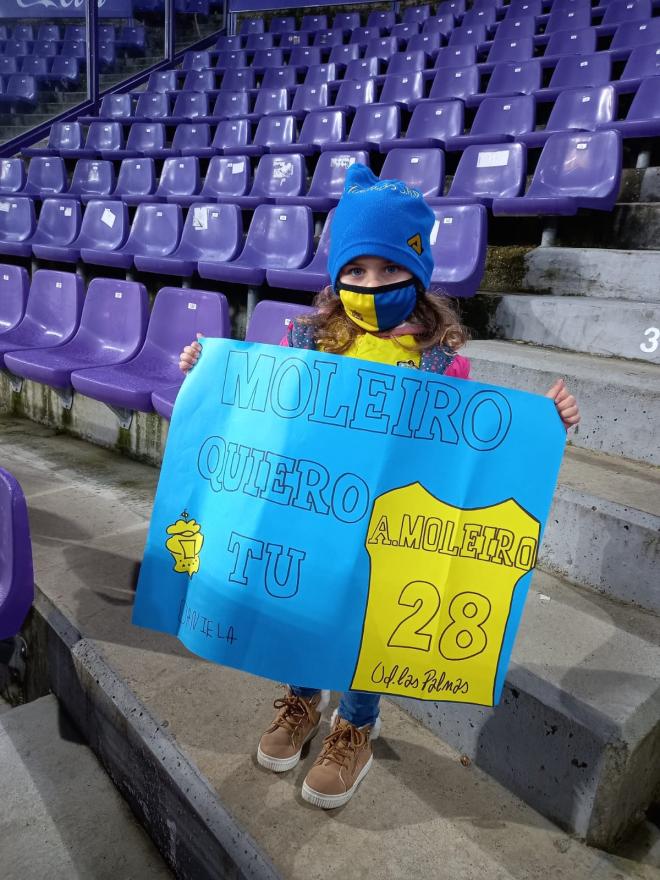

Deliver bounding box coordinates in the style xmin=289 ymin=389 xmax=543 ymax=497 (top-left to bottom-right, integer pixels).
xmin=133 ymin=339 xmax=565 ymax=706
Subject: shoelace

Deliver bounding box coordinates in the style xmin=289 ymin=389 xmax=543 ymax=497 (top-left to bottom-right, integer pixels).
xmin=272 ymin=693 xmax=313 ymax=733
xmin=315 ymin=721 xmax=367 ymax=768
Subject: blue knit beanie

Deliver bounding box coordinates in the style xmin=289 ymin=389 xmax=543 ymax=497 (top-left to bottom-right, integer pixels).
xmin=328 ymin=163 xmax=435 ymax=290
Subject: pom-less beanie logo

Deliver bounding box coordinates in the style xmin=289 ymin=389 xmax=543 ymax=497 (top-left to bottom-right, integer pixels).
xmin=407 ymin=233 xmax=423 ymax=255
xmin=346 ymin=181 xmax=422 ymax=199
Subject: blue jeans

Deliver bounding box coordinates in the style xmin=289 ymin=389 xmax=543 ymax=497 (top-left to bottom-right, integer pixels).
xmin=290 ymin=686 xmax=380 ymax=727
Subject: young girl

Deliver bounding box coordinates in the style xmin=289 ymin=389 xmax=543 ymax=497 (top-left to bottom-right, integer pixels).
xmin=179 ymin=163 xmax=580 ymax=811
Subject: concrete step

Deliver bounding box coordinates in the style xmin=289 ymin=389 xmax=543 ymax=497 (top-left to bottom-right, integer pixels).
xmin=554 ymin=203 xmax=660 ymax=250
xmin=2 ymin=416 xmax=660 ymax=869
xmin=464 ymin=339 xmax=660 ymax=466
xmin=395 ymin=567 xmax=660 ymax=850
xmin=0 ymin=694 xmax=172 ymax=879
xmin=543 ymin=446 xmax=660 ymax=614
xmin=470 ymin=294 xmax=660 ymax=364
xmin=522 ymin=247 xmax=660 ymax=302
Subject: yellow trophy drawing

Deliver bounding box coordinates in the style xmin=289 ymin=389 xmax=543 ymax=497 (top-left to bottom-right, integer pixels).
xmin=165 ymin=511 xmax=204 ymax=578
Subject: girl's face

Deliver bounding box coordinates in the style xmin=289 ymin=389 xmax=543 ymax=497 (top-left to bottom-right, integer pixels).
xmin=338 ymin=256 xmax=413 ymax=288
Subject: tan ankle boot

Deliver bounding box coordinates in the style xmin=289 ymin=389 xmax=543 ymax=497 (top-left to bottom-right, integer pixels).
xmin=257 ymin=688 xmax=329 ymax=773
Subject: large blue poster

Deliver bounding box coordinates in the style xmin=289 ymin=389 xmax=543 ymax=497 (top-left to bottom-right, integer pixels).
xmin=133 ymin=339 xmax=565 ymax=706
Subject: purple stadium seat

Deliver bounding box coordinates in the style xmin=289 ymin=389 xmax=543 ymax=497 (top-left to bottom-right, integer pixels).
xmin=199 ymin=204 xmax=313 ymax=285
xmin=333 ymin=78 xmax=376 ymax=112
xmin=598 ymin=75 xmax=660 ymax=138
xmin=301 ymin=14 xmax=328 ymax=31
xmin=329 ymin=44 xmax=362 ymax=67
xmin=543 ymin=27 xmax=597 ymax=58
xmin=53 ymin=200 xmax=129 ymax=263
xmin=314 ymin=28 xmax=346 ymax=49
xmin=0 ymin=59 xmax=19 ymax=78
xmin=134 ymin=92 xmax=171 ymax=121
xmin=64 ymin=25 xmax=85 ymax=41
xmin=215 ymin=50 xmax=248 ymax=69
xmin=379 ymin=72 xmax=425 ymax=106
xmin=422 ymin=16 xmax=455 ymax=37
xmin=64 ymin=121 xmax=124 ymax=160
xmin=467 ymin=60 xmax=542 ymax=107
xmin=81 ymin=203 xmax=182 ymax=270
xmin=610 ymin=19 xmax=660 ymax=57
xmin=45 ymin=57 xmax=81 ymax=90
xmin=0 ymin=159 xmax=26 ymax=194
xmin=170 ymin=92 xmax=208 ymax=125
xmin=445 ymin=94 xmax=536 ymax=150
xmin=209 ymin=91 xmax=251 ymax=121
xmin=215 ymin=35 xmax=244 ymax=50
xmin=29 ymin=198 xmax=82 ymax=260
xmin=289 ymin=46 xmax=322 ymax=68
xmin=233 ymin=113 xmax=296 ymax=155
xmin=345 ymin=57 xmax=382 ymax=80
xmin=246 ymin=87 xmax=290 ymax=122
xmin=4 ymin=278 xmax=149 ymax=391
xmin=37 ymin=24 xmax=60 ymax=41
xmin=407 ymin=33 xmax=444 ymax=57
xmin=324 ymin=103 xmax=399 ymax=151
xmin=333 ymin=12 xmax=361 ymax=29
xmin=365 ymin=37 xmax=401 ymax=61
xmin=4 ymin=41 xmax=29 ymax=58
xmin=215 ymin=154 xmax=305 ymax=209
xmin=438 ymin=0 xmax=466 ymax=15
xmin=279 ymin=32 xmax=311 ymax=50
xmin=170 ymin=123 xmax=212 ymax=157
xmin=136 ymin=203 xmax=242 ymax=275
xmin=367 ymin=10 xmax=396 ymax=28
xmin=493 ymin=129 xmax=622 ymax=214
xmin=429 ymin=204 xmax=487 ymax=297
xmin=0 ymin=265 xmax=29 ymax=333
xmin=98 ymin=42 xmax=117 ymax=74
xmin=176 ymin=156 xmax=251 ymax=205
xmin=21 ymin=158 xmax=66 ymax=199
xmin=304 ymin=63 xmax=339 ymax=86
xmin=507 ymin=0 xmax=543 ymax=16
xmin=391 ymin=23 xmax=421 ymax=42
xmin=291 ymin=84 xmax=330 ymax=118
xmin=463 ymin=6 xmax=498 ymax=28
xmin=380 ymin=100 xmax=463 ymax=151
xmin=245 ymin=32 xmax=274 ymax=51
xmin=182 ymin=49 xmax=211 ymax=70
xmin=60 ymin=41 xmax=86 ymax=62
xmin=615 ymin=44 xmax=660 ymax=90
xmin=602 ymin=0 xmax=651 ymax=26
xmin=99 ymin=25 xmax=115 ymax=41
xmin=535 ymin=53 xmax=612 ymax=102
xmin=142 ymin=157 xmax=201 ymax=204
xmin=434 ymin=45 xmax=478 ymax=68
xmin=386 ymin=50 xmax=428 ymax=77
xmin=270 ymin=15 xmax=296 ymax=33
xmin=428 ymin=142 xmax=527 ymax=207
xmin=182 ymin=69 xmax=217 ymax=94
xmin=119 ymin=25 xmax=147 ymax=55
xmin=113 ymin=125 xmax=166 ymax=161
xmin=403 ymin=5 xmax=431 ymax=25
xmin=276 ymin=151 xmax=369 ymax=210
xmin=80 ymin=94 xmax=132 ymax=125
xmin=519 ymin=85 xmax=616 ymax=148
xmin=267 ymin=211 xmax=333 ymax=291
xmin=0 ymin=468 xmax=33 ymax=640
xmin=380 ymin=148 xmax=445 ymax=198
xmin=221 ymin=68 xmax=256 ymax=91
xmin=277 ymin=109 xmax=346 ymax=155
xmin=73 ymin=287 xmax=231 ymax=414
xmin=241 ymin=17 xmax=265 ymax=34
xmin=482 ymin=37 xmax=535 ymax=70
xmin=448 ymin=24 xmax=488 ymax=46
xmin=0 ymin=76 xmax=38 ymax=114
xmin=147 ymin=70 xmax=179 ymax=92
xmin=427 ymin=65 xmax=480 ymax=101
xmin=0 ymin=270 xmax=84 ymax=363
xmin=251 ymin=48 xmax=285 ymax=71
xmin=350 ymin=27 xmax=382 ymax=46
xmin=492 ymin=16 xmax=537 ymax=41
xmin=261 ymin=68 xmax=299 ymax=91
xmin=545 ymin=6 xmax=592 ymax=33
xmin=13 ymin=24 xmax=33 ymax=40
xmin=209 ymin=118 xmax=251 ymax=155
xmin=19 ymin=57 xmax=50 ymax=80
xmin=58 ymin=160 xmax=115 ymax=201
xmin=32 ymin=39 xmax=58 ymax=57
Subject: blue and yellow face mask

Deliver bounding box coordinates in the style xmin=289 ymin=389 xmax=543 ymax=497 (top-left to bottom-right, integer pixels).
xmin=338 ymin=279 xmax=418 ymax=333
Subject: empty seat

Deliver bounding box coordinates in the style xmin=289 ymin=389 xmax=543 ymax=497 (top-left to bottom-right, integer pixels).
xmin=72 ymin=287 xmax=231 ymax=413
xmin=616 ymin=44 xmax=660 ymax=90
xmin=221 ymin=68 xmax=256 ymax=91
xmin=0 ymin=76 xmax=38 ymax=114
xmin=82 ymin=94 xmax=132 ymax=124
xmin=251 ymin=48 xmax=285 ymax=70
xmin=292 ymin=83 xmax=330 ymax=117
xmin=0 ymin=158 xmax=26 ymax=194
xmin=170 ymin=92 xmax=208 ymax=125
xmin=324 ymin=103 xmax=400 ymax=151
xmin=5 ymin=278 xmax=149 ymax=391
xmin=176 ymin=155 xmax=251 ymax=206
xmin=544 ymin=27 xmax=597 ymax=57
xmin=429 ymin=143 xmax=526 ymax=207
xmin=118 ymin=25 xmax=147 ymax=55
xmin=278 ymin=151 xmax=369 ymax=210
xmin=246 ymin=88 xmax=289 ymax=122
xmin=135 ymin=92 xmax=171 ymax=121
xmin=536 ymin=53 xmax=612 ymax=102
xmin=402 ymin=5 xmax=431 ymax=25
xmin=427 ymin=65 xmax=480 ymax=102
xmin=147 ymin=70 xmax=179 ymax=92
xmin=380 ymin=148 xmax=445 ymax=198
xmin=386 ymin=50 xmax=428 ymax=76
xmin=0 ymin=196 xmax=36 ymax=257
xmin=29 ymin=198 xmax=82 ymax=260
xmin=367 ymin=10 xmax=396 ymax=28
xmin=64 ymin=25 xmax=85 ymax=41
xmin=544 ymin=6 xmax=592 ymax=33
xmin=54 ymin=200 xmax=129 ymax=263
xmin=493 ymin=129 xmax=622 ymax=214
xmin=0 ymin=270 xmax=84 ymax=363
xmin=407 ymin=33 xmax=444 ymax=56
xmin=217 ymin=154 xmax=306 ymax=209
xmin=329 ymin=43 xmax=361 ymax=67
xmin=65 ymin=121 xmax=124 ymax=160
xmin=210 ymin=91 xmax=251 ymax=121
xmin=269 ymin=15 xmax=296 ymax=33
xmin=519 ymin=85 xmax=616 ymax=148
xmin=142 ymin=157 xmax=201 ymax=205
xmin=0 ymin=59 xmax=19 ymax=78
xmin=0 ymin=469 xmax=33 ymax=639
xmin=277 ymin=109 xmax=346 ymax=155
xmin=81 ymin=203 xmax=182 ymax=269
xmin=422 ymin=15 xmax=455 ymax=37
xmin=215 ymin=50 xmax=248 ymax=69
xmin=365 ymin=38 xmax=401 ymax=61
xmin=462 ymin=7 xmax=498 ymax=28
xmin=492 ymin=16 xmax=537 ymax=42
xmin=279 ymin=32 xmax=311 ymax=50
xmin=114 ymin=124 xmax=166 ymax=160
xmin=233 ymin=114 xmax=296 ymax=156
xmin=434 ymin=45 xmax=478 ymax=68
xmin=267 ymin=212 xmax=334 ymax=291
xmin=214 ymin=35 xmax=244 ymax=50
xmin=333 ymin=12 xmax=361 ymax=29
xmin=333 ymin=79 xmax=376 ymax=112
xmin=182 ymin=49 xmax=211 ymax=70
xmin=209 ymin=118 xmax=251 ymax=155
xmin=610 ymin=19 xmax=660 ymax=55
xmin=602 ymin=0 xmax=652 ymax=26
xmin=448 ymin=24 xmax=488 ymax=46
xmin=381 ymin=100 xmax=463 ymax=151
xmin=289 ymin=46 xmax=322 ymax=68
xmin=301 ymin=14 xmax=328 ymax=30
xmin=314 ymin=28 xmax=346 ymax=49
xmin=482 ymin=37 xmax=534 ymax=69
xmin=429 ymin=203 xmax=488 ymax=297
xmin=59 ymin=160 xmax=115 ymax=201
xmin=0 ymin=264 xmax=29 ymax=334
xmin=240 ymin=17 xmax=265 ymax=34
xmin=19 ymin=57 xmax=50 ymax=79
xmin=390 ymin=23 xmax=421 ymax=41
xmin=245 ymin=32 xmax=274 ymax=51
xmin=350 ymin=27 xmax=382 ymax=46
xmin=37 ymin=24 xmax=60 ymax=41
xmin=135 ymin=203 xmax=242 ymax=275
xmin=169 ymin=123 xmax=212 ymax=157
xmin=199 ymin=204 xmax=314 ymax=285
xmin=379 ymin=72 xmax=425 ymax=106
xmin=21 ymin=158 xmax=67 ymax=200
xmin=182 ymin=69 xmax=216 ymax=93
xmin=445 ymin=94 xmax=536 ymax=150
xmin=345 ymin=57 xmax=381 ymax=80
xmin=304 ymin=63 xmax=338 ymax=86
xmin=598 ymin=75 xmax=660 ymax=139
xmin=261 ymin=67 xmax=299 ymax=90
xmin=467 ymin=60 xmax=542 ymax=107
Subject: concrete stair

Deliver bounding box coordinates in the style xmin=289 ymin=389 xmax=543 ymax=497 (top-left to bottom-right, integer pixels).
xmin=0 ymin=694 xmax=171 ymax=879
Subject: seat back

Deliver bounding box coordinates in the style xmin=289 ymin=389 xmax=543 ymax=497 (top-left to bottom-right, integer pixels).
xmin=38 ymin=24 xmax=60 ymax=40
xmin=75 ymin=200 xmax=129 ymax=250
xmin=289 ymin=46 xmax=322 ymax=67
xmin=85 ymin=122 xmax=123 ymax=152
xmin=173 ymin=92 xmax=208 ymax=120
xmin=350 ymin=27 xmax=381 ymax=45
xmin=183 ymin=69 xmax=216 ymax=92
xmin=301 ymin=14 xmax=327 ymax=30
xmin=545 ymin=27 xmax=597 ymax=56
xmin=620 ymin=44 xmax=660 ymax=81
xmin=486 ymin=37 xmax=534 ymax=65
xmin=364 ymin=37 xmax=400 ymax=60
xmin=125 ymin=204 xmax=183 ymax=257
xmin=334 ymin=78 xmax=375 ymax=109
xmin=254 ymin=114 xmax=297 ymax=150
xmin=449 ymin=143 xmax=526 ymax=200
xmin=298 ymin=109 xmax=345 ymax=146
xmin=135 ymin=92 xmax=170 ymax=119
xmin=75 ymin=277 xmax=149 ymax=356
xmin=407 ymin=33 xmax=443 ymax=55
xmin=5 ymin=75 xmax=37 ymax=105
xmin=545 ymin=5 xmax=592 ymax=32
xmin=448 ymin=24 xmax=488 ymax=46
xmin=245 ymin=32 xmax=274 ymax=51
xmin=314 ymin=28 xmax=344 ymax=49
xmin=50 ymin=57 xmax=81 ymax=83
xmin=201 ymin=156 xmax=251 ymax=198
xmin=262 ymin=67 xmax=298 ymax=90
xmin=20 ymin=57 xmax=49 ymax=77
xmin=304 ymin=63 xmax=338 ymax=86
xmin=212 ymin=91 xmax=251 ymax=118
xmin=124 ymin=123 xmax=164 ymax=155
xmin=172 ymin=123 xmax=211 ymax=153
xmin=60 ymin=40 xmax=86 ymax=59
xmin=25 ymin=157 xmax=66 ymax=195
xmin=215 ymin=35 xmax=243 ymax=49
xmin=98 ymin=94 xmax=132 ymax=119
xmin=471 ymin=94 xmax=536 ymax=137
xmin=367 ymin=10 xmax=395 ymax=28
xmin=380 ymin=148 xmax=444 ymax=197
xmin=70 ymin=160 xmax=115 ymax=196
xmin=329 ymin=43 xmax=361 ymax=66
xmin=0 ymin=196 xmax=36 ymax=242
xmin=307 ymin=151 xmax=370 ymax=197
xmin=270 ymin=15 xmax=296 ymax=32
xmin=253 ymin=88 xmax=289 ymax=116
xmin=333 ymin=12 xmax=361 ymax=29
xmin=23 ymin=269 xmax=85 ymax=340
xmin=215 ymin=50 xmax=248 ymax=69
xmin=430 ymin=204 xmax=487 ymax=297
xmin=292 ymin=83 xmax=329 ymax=114
xmin=241 ymin=204 xmax=314 ymax=269
xmin=403 ymin=4 xmax=431 ymax=24
xmin=0 ymin=264 xmax=29 ymax=332
xmin=280 ymin=32 xmax=311 ymax=50
xmin=493 ymin=17 xmax=536 ymax=41
xmin=391 ymin=23 xmax=420 ymax=41
xmin=349 ymin=103 xmax=400 ymax=143
xmin=422 ymin=15 xmax=454 ymax=36
xmin=546 ymin=85 xmax=616 ymax=130
xmin=177 ymin=203 xmax=243 ymax=261
xmin=626 ymin=75 xmax=660 ymax=119
xmin=211 ymin=118 xmax=251 ymax=151
xmin=182 ymin=49 xmax=211 ymax=70
xmin=0 ymin=158 xmax=25 ymax=194
xmin=463 ymin=7 xmax=497 ymax=27
xmin=4 ymin=40 xmax=28 ymax=57
xmin=603 ymin=0 xmax=652 ymax=25
xmin=252 ymin=48 xmax=284 ymax=69
xmin=435 ymin=45 xmax=478 ymax=68
xmin=528 ymin=130 xmax=622 ymax=201
xmin=0 ymin=468 xmax=33 ymax=641
xmin=156 ymin=158 xmax=200 ymax=198
xmin=221 ymin=68 xmax=256 ymax=90
xmin=406 ymin=100 xmax=464 ymax=141
xmin=486 ymin=60 xmax=542 ymax=97
xmin=548 ymin=53 xmax=611 ymax=91
xmin=250 ymin=154 xmax=306 ymax=199
xmin=240 ymin=17 xmax=265 ymax=34
xmin=147 ymin=70 xmax=178 ymax=92
xmin=0 ymin=59 xmax=18 ymax=77
xmin=32 ymin=198 xmax=81 ymax=245
xmin=345 ymin=57 xmax=381 ymax=80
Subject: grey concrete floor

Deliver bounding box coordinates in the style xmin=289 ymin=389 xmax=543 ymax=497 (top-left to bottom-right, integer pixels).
xmin=1 ymin=415 xmax=658 ymax=880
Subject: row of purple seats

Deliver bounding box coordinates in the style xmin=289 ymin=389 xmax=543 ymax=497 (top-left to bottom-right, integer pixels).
xmin=0 ymin=76 xmax=38 ymax=114
xmin=3 ymin=57 xmax=85 ymax=88
xmin=0 ymin=24 xmax=121 ymax=42
xmin=0 ymin=268 xmax=229 ymax=415
xmin=0 ymin=464 xmax=33 ymax=640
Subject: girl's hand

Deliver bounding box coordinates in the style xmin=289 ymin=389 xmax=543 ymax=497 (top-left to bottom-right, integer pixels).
xmin=179 ymin=333 xmax=203 ymax=374
xmin=546 ymin=378 xmax=580 ymax=430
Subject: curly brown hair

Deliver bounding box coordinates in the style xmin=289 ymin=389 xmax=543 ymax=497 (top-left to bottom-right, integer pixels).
xmin=297 ymin=286 xmax=470 ymax=355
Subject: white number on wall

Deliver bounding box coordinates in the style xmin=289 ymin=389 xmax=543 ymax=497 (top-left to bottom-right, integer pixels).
xmin=640 ymin=327 xmax=660 ymax=353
